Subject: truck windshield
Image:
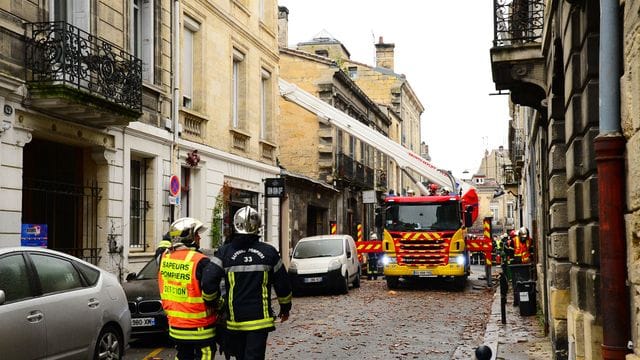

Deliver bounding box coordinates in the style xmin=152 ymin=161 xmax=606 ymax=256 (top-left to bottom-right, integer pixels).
xmin=293 ymin=238 xmax=344 ymax=259
xmin=385 ymin=202 xmax=461 ymax=231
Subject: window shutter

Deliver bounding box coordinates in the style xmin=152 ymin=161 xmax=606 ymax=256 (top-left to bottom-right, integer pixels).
xmin=73 ymin=0 xmax=90 ymax=33
xmin=141 ymin=0 xmax=154 ymax=82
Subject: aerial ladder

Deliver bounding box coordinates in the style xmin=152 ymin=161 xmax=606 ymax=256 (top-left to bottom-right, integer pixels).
xmin=279 ymin=79 xmax=492 ymax=284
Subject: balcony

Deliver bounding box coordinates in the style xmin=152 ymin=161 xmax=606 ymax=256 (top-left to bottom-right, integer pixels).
xmin=336 ymin=152 xmax=354 ymax=181
xmin=377 ymin=170 xmax=387 ymax=190
xmin=25 ymin=22 xmax=142 ymax=127
xmin=490 ymin=0 xmax=546 ymax=110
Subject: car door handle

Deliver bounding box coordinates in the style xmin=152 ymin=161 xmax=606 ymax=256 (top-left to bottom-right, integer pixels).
xmin=26 ymin=311 xmax=43 ymax=323
xmin=88 ymin=298 xmax=100 ymax=308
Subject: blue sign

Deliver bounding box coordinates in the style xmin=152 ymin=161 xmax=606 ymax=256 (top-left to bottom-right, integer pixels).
xmin=21 ymin=224 xmax=48 ymax=247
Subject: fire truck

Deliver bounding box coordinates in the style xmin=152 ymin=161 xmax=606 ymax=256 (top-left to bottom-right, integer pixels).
xmin=279 ymin=79 xmax=481 ymax=290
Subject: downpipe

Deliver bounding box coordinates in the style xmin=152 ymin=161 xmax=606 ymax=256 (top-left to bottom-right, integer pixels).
xmin=598 ymin=0 xmax=630 ymax=358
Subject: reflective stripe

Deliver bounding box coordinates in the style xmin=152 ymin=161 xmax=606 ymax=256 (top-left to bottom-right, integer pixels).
xmin=210 ymin=256 xmax=224 ymax=269
xmin=262 ymin=271 xmax=269 ymax=319
xmin=202 ymin=291 xmax=218 ymax=302
xmin=273 ymin=259 xmax=283 ymax=272
xmin=278 ymin=292 xmax=292 ymax=304
xmin=201 ymin=345 xmax=213 ymax=360
xmin=162 ymin=294 xmax=206 ymax=303
xmin=169 ymin=326 xmax=215 ymax=340
xmin=226 ymin=317 xmax=275 ymax=331
xmin=228 ymin=272 xmax=236 ymax=322
xmin=227 ymin=264 xmax=271 ymax=273
xmin=165 ymin=309 xmax=211 ymax=319
xmin=159 ymin=240 xmax=172 ymax=248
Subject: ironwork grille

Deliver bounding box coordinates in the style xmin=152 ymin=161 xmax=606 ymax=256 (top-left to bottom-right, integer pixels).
xmin=130 ymin=159 xmax=149 ymax=249
xmin=25 ymin=21 xmax=142 ymax=113
xmin=23 ymin=178 xmax=102 ymax=265
xmin=493 ymin=0 xmax=545 ymax=46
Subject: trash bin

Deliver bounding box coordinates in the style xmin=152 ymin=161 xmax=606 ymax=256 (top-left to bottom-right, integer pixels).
xmin=516 ymin=280 xmax=537 ymax=316
xmin=509 ymin=264 xmax=533 ymax=305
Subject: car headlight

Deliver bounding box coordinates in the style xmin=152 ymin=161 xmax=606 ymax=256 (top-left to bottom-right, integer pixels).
xmin=449 ymin=255 xmax=465 ymax=265
xmin=328 ymin=259 xmax=341 ymax=271
xmin=381 ymin=255 xmax=396 ymax=265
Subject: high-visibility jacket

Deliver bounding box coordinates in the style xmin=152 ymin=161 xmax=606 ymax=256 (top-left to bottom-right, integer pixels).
xmin=513 ymin=236 xmax=531 ymax=264
xmin=159 ymin=248 xmax=217 ymax=340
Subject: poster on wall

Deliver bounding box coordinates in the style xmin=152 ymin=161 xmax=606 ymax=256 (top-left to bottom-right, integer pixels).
xmin=21 ymin=224 xmax=48 ymax=247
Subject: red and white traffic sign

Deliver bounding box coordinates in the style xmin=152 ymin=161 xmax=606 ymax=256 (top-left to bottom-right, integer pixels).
xmin=169 ymin=175 xmax=180 ymax=197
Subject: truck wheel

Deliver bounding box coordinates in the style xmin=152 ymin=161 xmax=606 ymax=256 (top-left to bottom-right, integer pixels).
xmin=386 ymin=276 xmax=399 ymax=289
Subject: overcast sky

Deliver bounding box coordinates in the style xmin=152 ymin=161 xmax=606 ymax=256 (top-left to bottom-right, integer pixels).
xmin=278 ymin=0 xmax=510 ymax=179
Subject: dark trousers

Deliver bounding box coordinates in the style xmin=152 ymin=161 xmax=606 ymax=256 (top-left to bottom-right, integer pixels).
xmin=174 ymin=338 xmax=216 ymax=360
xmin=226 ymin=330 xmax=269 ymax=360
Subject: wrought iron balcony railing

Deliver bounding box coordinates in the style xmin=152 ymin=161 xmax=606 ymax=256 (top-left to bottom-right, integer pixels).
xmin=377 ymin=171 xmax=387 ymax=189
xmin=25 ymin=21 xmax=142 ymax=114
xmin=336 ymin=152 xmax=354 ymax=181
xmin=493 ymin=0 xmax=545 ymax=47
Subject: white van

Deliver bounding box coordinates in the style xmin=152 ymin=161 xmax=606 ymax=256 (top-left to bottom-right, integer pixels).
xmin=288 ymin=234 xmax=361 ymax=295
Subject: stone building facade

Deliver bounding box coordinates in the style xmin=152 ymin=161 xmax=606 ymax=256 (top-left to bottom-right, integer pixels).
xmin=0 ymin=0 xmax=282 ymax=278
xmin=277 ymin=44 xmax=391 ymax=250
xmin=490 ymin=0 xmax=640 ymax=358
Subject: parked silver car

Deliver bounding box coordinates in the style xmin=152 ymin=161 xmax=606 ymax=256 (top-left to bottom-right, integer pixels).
xmin=0 ymin=247 xmax=131 ymax=359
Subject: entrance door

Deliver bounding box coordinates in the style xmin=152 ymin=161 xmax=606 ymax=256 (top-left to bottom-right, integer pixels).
xmin=22 ymin=139 xmax=100 ymax=262
xmin=306 ymin=206 xmax=327 ymax=236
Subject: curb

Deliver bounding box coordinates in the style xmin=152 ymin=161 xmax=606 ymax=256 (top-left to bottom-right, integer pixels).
xmin=483 ymin=288 xmax=502 ymax=360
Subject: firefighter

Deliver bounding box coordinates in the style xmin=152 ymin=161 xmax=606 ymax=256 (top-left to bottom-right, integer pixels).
xmin=367 ymin=232 xmax=380 ymax=280
xmin=157 ymin=217 xmax=218 ymax=360
xmin=515 ymin=227 xmax=532 ymax=264
xmin=204 ymin=206 xmax=292 ymax=360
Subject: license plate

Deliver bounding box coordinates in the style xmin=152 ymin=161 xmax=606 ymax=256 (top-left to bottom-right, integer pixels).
xmin=414 ymin=270 xmax=433 ymax=277
xmin=304 ymin=277 xmax=323 ymax=283
xmin=131 ymin=317 xmax=156 ymax=327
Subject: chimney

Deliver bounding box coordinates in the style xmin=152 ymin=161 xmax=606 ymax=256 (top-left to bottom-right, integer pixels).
xmin=278 ymin=6 xmax=289 ymax=48
xmin=375 ymin=36 xmax=395 ymax=71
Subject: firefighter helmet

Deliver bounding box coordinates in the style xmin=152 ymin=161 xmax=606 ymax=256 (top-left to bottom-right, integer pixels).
xmin=169 ymin=217 xmax=207 ymax=245
xmin=518 ymin=227 xmax=529 ymax=238
xmin=509 ymin=229 xmax=517 ymax=238
xmin=233 ymin=206 xmax=261 ymax=234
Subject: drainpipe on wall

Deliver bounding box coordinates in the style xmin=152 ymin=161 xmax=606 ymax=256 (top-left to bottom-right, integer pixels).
xmin=170 ymin=0 xmax=181 ymax=223
xmin=597 ymin=1 xmax=630 ymax=359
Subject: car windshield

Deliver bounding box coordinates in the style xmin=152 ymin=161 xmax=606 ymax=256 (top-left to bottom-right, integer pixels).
xmin=135 ymin=259 xmax=159 ymax=280
xmin=385 ymin=201 xmax=461 ymax=231
xmin=293 ymin=239 xmax=343 ymax=259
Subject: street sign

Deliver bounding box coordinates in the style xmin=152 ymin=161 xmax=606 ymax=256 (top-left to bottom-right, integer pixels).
xmin=169 ymin=175 xmax=180 ymax=197
xmin=362 ymin=190 xmax=376 ymax=204
xmin=265 ymin=178 xmax=285 ymax=198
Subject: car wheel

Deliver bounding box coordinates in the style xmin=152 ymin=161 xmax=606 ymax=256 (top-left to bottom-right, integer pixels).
xmin=353 ymin=271 xmax=361 ymax=288
xmin=386 ymin=276 xmax=399 ymax=289
xmin=94 ymin=325 xmax=123 ymax=360
xmin=339 ymin=272 xmax=349 ymax=294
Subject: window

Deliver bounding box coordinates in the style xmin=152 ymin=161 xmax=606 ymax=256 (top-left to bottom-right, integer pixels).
xmin=315 ymin=49 xmax=328 ymax=57
xmin=506 ymin=201 xmax=515 ymax=222
xmin=260 ymin=68 xmax=272 ymax=140
xmin=180 ymin=167 xmax=191 ymax=218
xmin=31 ymin=254 xmax=83 ymax=294
xmin=51 ymin=0 xmax=89 ymax=33
xmin=337 ymin=130 xmax=343 ymax=153
xmin=349 ymin=135 xmax=355 ymax=156
xmin=130 ymin=158 xmax=148 ymax=249
xmin=0 ymin=254 xmax=32 ymax=303
xmin=132 ymin=0 xmax=154 ymax=82
xmin=232 ymin=49 xmax=246 ymax=129
xmin=490 ymin=205 xmax=499 ymax=221
xmin=348 ymin=66 xmax=357 ymax=79
xmin=182 ymin=17 xmax=199 ymax=109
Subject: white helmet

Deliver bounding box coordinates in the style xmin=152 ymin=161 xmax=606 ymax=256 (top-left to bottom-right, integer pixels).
xmin=233 ymin=206 xmax=261 ymax=234
xmin=169 ymin=217 xmax=206 ymax=245
xmin=518 ymin=227 xmax=529 ymax=238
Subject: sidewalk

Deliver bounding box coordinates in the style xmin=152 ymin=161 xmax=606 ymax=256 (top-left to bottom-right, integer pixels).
xmin=482 ymin=275 xmax=554 ymax=360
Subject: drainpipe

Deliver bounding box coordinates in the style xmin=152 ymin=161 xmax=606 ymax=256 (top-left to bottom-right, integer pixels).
xmin=597 ymin=1 xmax=629 ymax=359
xmin=170 ymin=0 xmax=181 ymax=223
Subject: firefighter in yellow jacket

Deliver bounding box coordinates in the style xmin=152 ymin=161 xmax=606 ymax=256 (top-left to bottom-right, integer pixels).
xmin=158 ymin=217 xmax=219 ymax=360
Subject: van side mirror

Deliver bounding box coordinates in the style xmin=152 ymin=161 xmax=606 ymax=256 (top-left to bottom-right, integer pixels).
xmin=126 ymin=273 xmax=137 ymax=281
xmin=0 ymin=289 xmax=5 ymax=305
